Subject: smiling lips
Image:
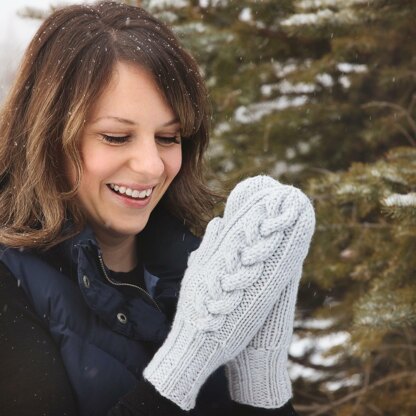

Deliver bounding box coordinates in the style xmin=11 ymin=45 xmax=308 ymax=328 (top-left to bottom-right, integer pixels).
xmin=108 ymin=183 xmax=153 ymax=200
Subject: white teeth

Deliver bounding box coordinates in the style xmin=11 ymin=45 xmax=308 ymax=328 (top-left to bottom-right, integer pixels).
xmin=109 ymin=184 xmax=153 ymax=199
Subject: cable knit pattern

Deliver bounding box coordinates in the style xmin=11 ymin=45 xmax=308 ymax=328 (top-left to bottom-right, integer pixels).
xmin=143 ymin=176 xmax=315 ymax=410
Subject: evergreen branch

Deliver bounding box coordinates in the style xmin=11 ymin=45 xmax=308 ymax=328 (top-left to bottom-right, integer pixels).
xmin=394 ymin=123 xmax=416 ymax=146
xmin=251 ymin=26 xmax=291 ymax=41
xmin=363 ymin=101 xmax=416 ymax=136
xmin=316 ymin=222 xmax=399 ymax=230
xmin=409 ymin=94 xmax=416 ymax=114
xmin=366 ymin=403 xmax=384 ymax=415
xmin=306 ymin=167 xmax=334 ymax=175
xmin=289 ymin=353 xmax=347 ymax=372
xmin=308 ymin=195 xmax=333 ymax=201
xmin=402 ymin=71 xmax=416 ymax=81
xmin=295 ymin=403 xmax=322 ymax=412
xmin=294 ymin=389 xmax=329 ymax=404
xmin=299 ymin=371 xmax=416 ymax=416
xmin=353 ymin=361 xmax=372 ymax=414
xmin=404 ymin=327 xmax=416 ymax=367
xmin=375 ymin=344 xmax=416 ymax=352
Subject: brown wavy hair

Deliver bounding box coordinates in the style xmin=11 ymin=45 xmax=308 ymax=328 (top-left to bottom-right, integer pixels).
xmin=0 ymin=1 xmax=219 ymax=249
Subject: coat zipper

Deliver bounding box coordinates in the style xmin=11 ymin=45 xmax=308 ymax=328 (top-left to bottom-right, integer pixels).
xmin=97 ymin=253 xmax=162 ymax=313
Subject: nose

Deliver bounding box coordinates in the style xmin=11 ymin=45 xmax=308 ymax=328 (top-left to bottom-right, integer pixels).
xmin=127 ymin=136 xmax=165 ymax=179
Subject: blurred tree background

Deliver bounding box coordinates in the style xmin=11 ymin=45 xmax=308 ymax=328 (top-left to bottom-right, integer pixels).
xmin=11 ymin=0 xmax=416 ymax=414
xmin=132 ymin=0 xmax=416 ymax=414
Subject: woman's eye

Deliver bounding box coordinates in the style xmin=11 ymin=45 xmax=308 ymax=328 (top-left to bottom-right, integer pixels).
xmin=101 ymin=134 xmax=130 ymax=144
xmin=156 ymin=136 xmax=181 ymax=145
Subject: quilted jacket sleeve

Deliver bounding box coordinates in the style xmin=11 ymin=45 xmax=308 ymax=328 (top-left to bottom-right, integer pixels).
xmin=0 ymin=262 xmax=79 ymax=415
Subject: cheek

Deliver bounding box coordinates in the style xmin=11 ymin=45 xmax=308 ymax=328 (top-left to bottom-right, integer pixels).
xmin=80 ymin=146 xmax=114 ymax=186
xmin=165 ymin=148 xmax=182 ymax=180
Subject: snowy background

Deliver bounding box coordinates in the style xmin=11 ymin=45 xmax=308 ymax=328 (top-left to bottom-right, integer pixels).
xmin=0 ymin=1 xmax=96 ymax=101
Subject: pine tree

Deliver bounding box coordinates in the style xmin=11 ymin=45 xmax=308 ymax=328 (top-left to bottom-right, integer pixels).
xmin=300 ymin=1 xmax=416 ymax=414
xmin=142 ymin=1 xmax=416 ymax=414
xmin=145 ymin=0 xmax=413 ymax=187
xmin=303 ymin=146 xmax=416 ymax=415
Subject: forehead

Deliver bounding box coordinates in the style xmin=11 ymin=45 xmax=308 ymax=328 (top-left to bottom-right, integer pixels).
xmin=88 ymin=61 xmax=175 ymax=124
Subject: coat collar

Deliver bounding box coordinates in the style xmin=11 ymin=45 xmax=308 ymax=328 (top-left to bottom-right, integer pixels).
xmin=51 ymin=205 xmax=200 ymax=342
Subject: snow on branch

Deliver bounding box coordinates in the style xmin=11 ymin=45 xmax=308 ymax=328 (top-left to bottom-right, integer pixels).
xmin=383 ymin=193 xmax=416 ymax=207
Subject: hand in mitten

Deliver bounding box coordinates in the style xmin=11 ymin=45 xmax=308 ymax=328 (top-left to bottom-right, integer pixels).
xmin=143 ymin=176 xmax=315 ymax=411
xmin=226 ymin=184 xmax=315 ymax=409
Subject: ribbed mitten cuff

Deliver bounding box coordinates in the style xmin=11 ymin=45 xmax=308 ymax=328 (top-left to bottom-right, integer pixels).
xmin=225 ymin=346 xmax=292 ymax=409
xmin=143 ymin=319 xmax=224 ymax=411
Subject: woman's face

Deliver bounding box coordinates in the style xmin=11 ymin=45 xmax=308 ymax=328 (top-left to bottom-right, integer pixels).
xmin=72 ymin=61 xmax=182 ymax=240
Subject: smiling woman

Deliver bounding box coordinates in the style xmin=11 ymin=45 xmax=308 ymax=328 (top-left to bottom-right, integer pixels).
xmin=0 ymin=3 xmax=214 ymax=253
xmin=72 ymin=62 xmax=183 ymax=271
xmin=0 ymin=2 xmax=313 ymax=416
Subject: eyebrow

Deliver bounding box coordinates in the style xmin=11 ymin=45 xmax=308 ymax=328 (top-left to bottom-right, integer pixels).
xmin=91 ymin=116 xmax=180 ymax=127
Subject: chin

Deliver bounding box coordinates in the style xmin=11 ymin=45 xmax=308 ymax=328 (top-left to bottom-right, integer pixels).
xmin=119 ymin=224 xmax=147 ymax=236
xmin=102 ymin=220 xmax=149 ymax=238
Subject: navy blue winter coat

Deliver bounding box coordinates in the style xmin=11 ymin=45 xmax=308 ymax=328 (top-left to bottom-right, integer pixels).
xmin=0 ymin=206 xmax=231 ymax=415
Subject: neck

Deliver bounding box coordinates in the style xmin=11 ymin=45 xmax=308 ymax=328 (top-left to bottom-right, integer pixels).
xmin=94 ymin=230 xmax=137 ymax=273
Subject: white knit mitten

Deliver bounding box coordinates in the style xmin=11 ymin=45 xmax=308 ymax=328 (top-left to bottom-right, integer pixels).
xmin=143 ymin=176 xmax=315 ymax=410
xmin=225 ymin=180 xmax=315 ymax=409
xmin=225 ymin=268 xmax=310 ymax=408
